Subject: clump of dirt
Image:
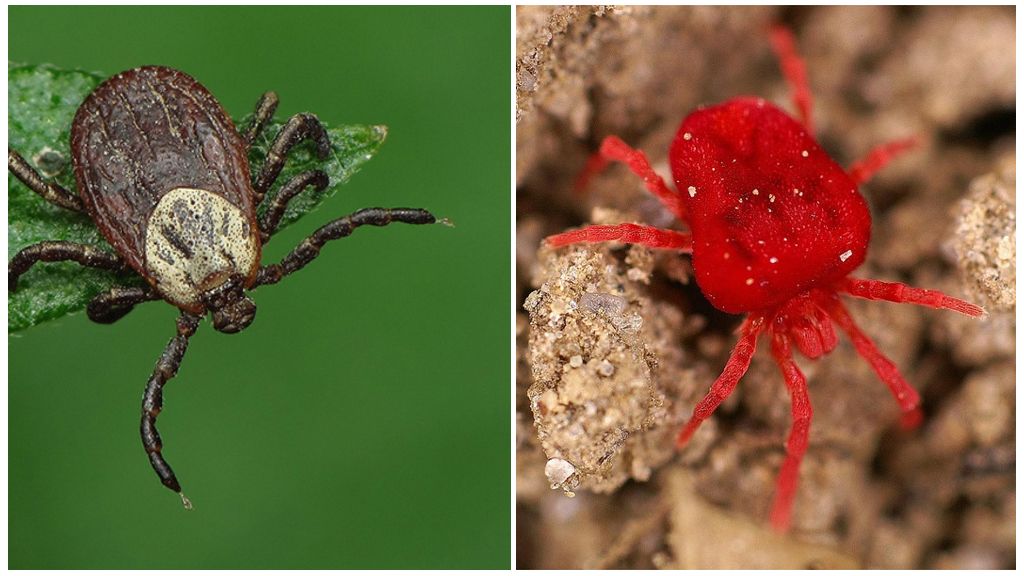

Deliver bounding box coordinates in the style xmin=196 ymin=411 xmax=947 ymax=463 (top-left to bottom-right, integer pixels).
xmin=666 ymin=470 xmax=859 ymax=569
xmin=516 ymin=5 xmax=1015 ymax=570
xmin=949 ymin=165 xmax=1016 ymax=312
xmin=522 ymin=235 xmax=698 ymax=494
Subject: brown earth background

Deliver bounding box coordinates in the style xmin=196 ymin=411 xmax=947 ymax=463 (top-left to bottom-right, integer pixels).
xmin=516 ymin=5 xmax=1015 ymax=569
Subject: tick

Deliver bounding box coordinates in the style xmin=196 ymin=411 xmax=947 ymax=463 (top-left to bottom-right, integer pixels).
xmin=545 ymin=27 xmax=984 ymax=530
xmin=8 ymin=66 xmax=444 ymax=508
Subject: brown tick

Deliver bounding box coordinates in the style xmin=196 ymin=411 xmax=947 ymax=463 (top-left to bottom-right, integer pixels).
xmin=9 ymin=66 xmax=444 ymax=508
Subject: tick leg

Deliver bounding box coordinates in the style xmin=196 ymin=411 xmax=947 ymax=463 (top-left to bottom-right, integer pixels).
xmin=8 ymin=147 xmax=84 ymax=212
xmin=545 ymin=223 xmax=692 ymax=252
xmin=258 ymin=170 xmax=329 ymax=243
xmin=769 ymin=25 xmax=815 ymax=133
xmin=676 ymin=316 xmax=764 ymax=448
xmin=840 ymin=277 xmax=984 ymax=317
xmin=576 ymin=136 xmax=687 ymax=221
xmin=253 ymin=207 xmax=442 ymax=287
xmin=253 ymin=113 xmax=331 ymax=205
xmin=87 ymin=284 xmax=161 ymax=324
xmin=242 ymin=91 xmax=280 ymax=149
xmin=9 ymin=241 xmax=126 ymax=291
xmin=768 ymin=332 xmax=812 ymax=533
xmin=821 ymin=295 xmax=922 ymax=428
xmin=847 ymin=138 xmax=919 ymax=185
xmin=141 ymin=311 xmax=201 ymax=509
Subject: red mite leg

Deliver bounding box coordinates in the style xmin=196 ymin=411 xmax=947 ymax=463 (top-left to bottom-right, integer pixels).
xmin=574 ymin=152 xmax=610 ymax=194
xmin=840 ymin=277 xmax=985 ymax=317
xmin=768 ymin=332 xmax=812 ymax=532
xmin=676 ymin=316 xmax=764 ymax=447
xmin=847 ymin=137 xmax=919 ymax=186
xmin=575 ymin=136 xmax=687 ymax=221
xmin=545 ymin=223 xmax=692 ymax=251
xmin=769 ymin=25 xmax=815 ymax=134
xmin=821 ymin=295 xmax=923 ymax=429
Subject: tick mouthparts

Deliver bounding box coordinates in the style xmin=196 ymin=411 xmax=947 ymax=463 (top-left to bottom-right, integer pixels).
xmin=438 ymin=217 xmax=455 ymax=228
xmin=211 ymin=296 xmax=257 ymax=334
xmin=179 ymin=492 xmax=193 ymax=510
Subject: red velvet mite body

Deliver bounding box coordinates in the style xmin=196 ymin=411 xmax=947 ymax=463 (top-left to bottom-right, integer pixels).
xmin=671 ymin=97 xmax=870 ymax=314
xmin=546 ymin=27 xmax=983 ymax=531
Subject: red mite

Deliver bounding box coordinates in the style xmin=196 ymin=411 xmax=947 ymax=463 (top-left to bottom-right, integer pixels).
xmin=545 ymin=26 xmax=984 ymax=531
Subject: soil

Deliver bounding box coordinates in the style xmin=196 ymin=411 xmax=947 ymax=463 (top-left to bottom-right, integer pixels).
xmin=515 ymin=6 xmax=1015 ymax=569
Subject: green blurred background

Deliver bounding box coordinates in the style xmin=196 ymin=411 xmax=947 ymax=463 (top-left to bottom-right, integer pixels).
xmin=9 ymin=6 xmax=509 ymax=569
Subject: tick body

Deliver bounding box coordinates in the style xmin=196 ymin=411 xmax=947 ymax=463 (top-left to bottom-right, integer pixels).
xmin=546 ymin=27 xmax=983 ymax=531
xmin=72 ymin=67 xmax=262 ymax=323
xmin=9 ymin=66 xmax=443 ymax=507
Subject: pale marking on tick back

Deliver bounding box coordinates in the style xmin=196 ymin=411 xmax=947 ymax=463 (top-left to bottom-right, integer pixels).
xmin=145 ymin=187 xmax=259 ymax=310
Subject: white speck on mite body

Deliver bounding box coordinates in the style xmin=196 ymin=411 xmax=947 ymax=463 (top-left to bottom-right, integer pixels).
xmin=840 ymin=249 xmax=853 ymax=262
xmin=688 ymin=185 xmax=697 ymax=197
xmin=745 ymin=278 xmax=754 ymax=286
xmin=801 ymin=150 xmax=809 ymax=157
xmin=769 ymin=257 xmax=779 ymax=264
xmin=683 ymin=132 xmax=692 ymax=141
xmin=752 ymin=188 xmax=759 ymax=195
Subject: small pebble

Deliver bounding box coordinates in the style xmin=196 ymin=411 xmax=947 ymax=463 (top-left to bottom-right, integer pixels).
xmin=579 ymin=292 xmax=628 ymax=316
xmin=545 ymin=458 xmax=576 ymax=489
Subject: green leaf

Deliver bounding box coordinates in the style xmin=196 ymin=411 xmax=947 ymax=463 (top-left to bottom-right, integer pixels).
xmin=8 ymin=63 xmax=387 ymax=333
